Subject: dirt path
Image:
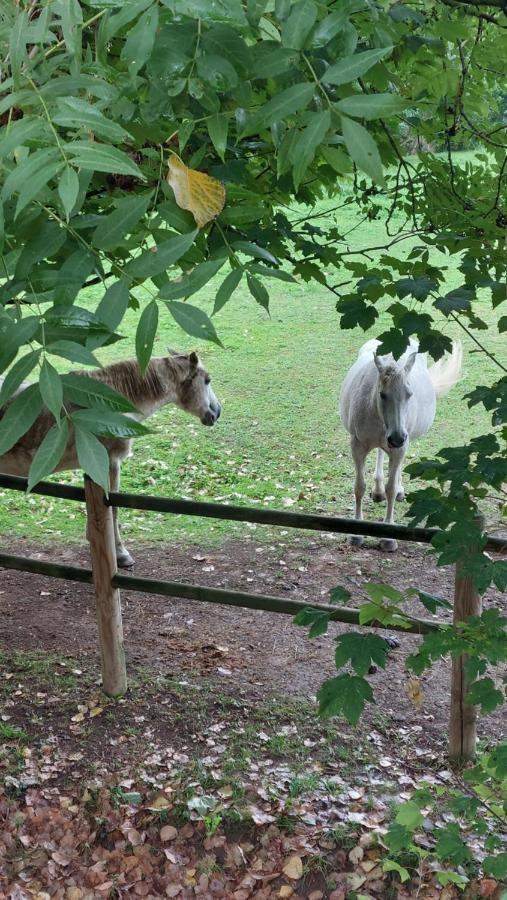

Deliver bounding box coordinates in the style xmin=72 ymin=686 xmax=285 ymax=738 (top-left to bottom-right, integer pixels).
xmin=1 ymin=535 xmax=505 ymax=744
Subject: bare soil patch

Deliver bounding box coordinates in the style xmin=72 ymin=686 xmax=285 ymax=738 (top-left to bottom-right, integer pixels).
xmin=1 ymin=535 xmax=505 ymax=742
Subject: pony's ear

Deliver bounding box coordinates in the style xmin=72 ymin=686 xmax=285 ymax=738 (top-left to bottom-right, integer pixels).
xmin=167 ymin=347 xmax=178 ymax=356
xmin=189 ymin=351 xmax=199 ymax=370
xmin=404 ymin=351 xmax=417 ymax=375
xmin=373 ymin=353 xmax=385 ymax=373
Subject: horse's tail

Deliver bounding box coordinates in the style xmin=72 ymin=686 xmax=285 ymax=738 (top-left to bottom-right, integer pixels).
xmin=427 ymin=341 xmax=463 ymax=398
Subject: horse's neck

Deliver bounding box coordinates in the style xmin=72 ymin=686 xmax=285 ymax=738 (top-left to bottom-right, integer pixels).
xmin=133 ymin=359 xmax=179 ymax=420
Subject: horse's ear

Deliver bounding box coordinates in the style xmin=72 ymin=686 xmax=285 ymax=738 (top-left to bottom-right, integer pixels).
xmin=404 ymin=351 xmax=417 ymax=375
xmin=373 ymin=353 xmax=384 ymax=373
xmin=167 ymin=347 xmax=178 ymax=356
xmin=189 ymin=351 xmax=199 ymax=370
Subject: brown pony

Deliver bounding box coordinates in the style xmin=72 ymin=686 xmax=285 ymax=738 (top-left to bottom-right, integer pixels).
xmin=0 ymin=351 xmax=221 ymax=566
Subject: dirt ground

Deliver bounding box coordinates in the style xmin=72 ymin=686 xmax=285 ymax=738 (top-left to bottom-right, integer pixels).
xmin=1 ymin=533 xmax=505 ymax=745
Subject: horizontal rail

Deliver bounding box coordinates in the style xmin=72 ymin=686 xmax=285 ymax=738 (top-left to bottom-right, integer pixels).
xmin=0 ymin=473 xmax=85 ymax=503
xmin=0 ymin=551 xmax=440 ymax=634
xmin=0 ymin=473 xmax=505 ymax=552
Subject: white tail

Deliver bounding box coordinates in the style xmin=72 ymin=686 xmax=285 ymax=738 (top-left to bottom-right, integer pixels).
xmin=428 ymin=341 xmax=463 ymax=398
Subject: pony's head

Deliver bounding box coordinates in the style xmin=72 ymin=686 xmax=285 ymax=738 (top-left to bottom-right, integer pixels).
xmin=167 ymin=350 xmax=221 ymax=426
xmin=373 ymin=352 xmax=416 ymax=449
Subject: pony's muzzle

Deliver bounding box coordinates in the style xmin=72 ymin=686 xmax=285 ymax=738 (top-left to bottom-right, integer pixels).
xmin=201 ymin=402 xmax=221 ymax=426
xmin=387 ymin=431 xmax=407 ymax=449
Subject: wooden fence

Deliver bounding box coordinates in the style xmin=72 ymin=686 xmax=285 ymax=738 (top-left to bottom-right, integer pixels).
xmin=0 ymin=472 xmax=504 ymax=762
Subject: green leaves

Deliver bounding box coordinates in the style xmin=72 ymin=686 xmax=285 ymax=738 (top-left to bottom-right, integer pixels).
xmin=39 ymin=361 xmax=63 ymax=421
xmin=395 ymin=802 xmax=424 ymax=830
xmin=246 ymin=273 xmax=269 ymax=311
xmin=121 ymin=4 xmax=159 ymax=74
xmin=334 ymin=633 xmax=389 ymax=677
xmin=0 ymin=384 xmax=43 ymax=456
xmin=0 ymin=351 xmax=41 ymax=407
xmin=63 ymin=142 xmax=144 ymax=178
xmin=27 ymin=420 xmax=69 ymax=492
xmin=53 ymin=98 xmax=130 ymax=142
xmin=126 ymin=229 xmax=199 ymax=280
xmin=322 ymin=48 xmax=392 ymax=85
xmin=341 ymin=115 xmax=384 ymax=184
xmin=241 ymin=83 xmax=315 ymax=137
xmin=207 ymin=114 xmax=228 ymax=161
xmin=466 ymin=677 xmax=504 ymax=714
xmin=72 ymin=409 xmax=149 ymax=438
xmin=136 ymin=300 xmax=159 ymax=374
xmin=281 ymin=1 xmax=317 ymax=50
xmin=92 ymin=192 xmax=153 ymax=250
xmin=337 ymin=93 xmax=406 ymax=119
xmin=167 ymin=301 xmax=223 ymax=347
xmin=213 ymin=268 xmax=243 ymax=315
xmin=317 ymin=674 xmax=373 ymax=724
xmin=292 ymin=110 xmax=330 ymax=188
xmin=58 ymin=166 xmax=80 ymax=220
xmin=75 ymin=426 xmax=110 ymax=494
xmin=62 ymin=374 xmax=138 ymax=413
xmin=159 ymin=258 xmax=226 ymax=301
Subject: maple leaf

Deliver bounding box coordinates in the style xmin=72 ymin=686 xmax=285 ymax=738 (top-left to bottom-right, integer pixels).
xmin=167 ymin=154 xmax=226 ymax=228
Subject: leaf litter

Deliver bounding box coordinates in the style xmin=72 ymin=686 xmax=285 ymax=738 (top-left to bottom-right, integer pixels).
xmin=0 ymin=655 xmax=503 ymax=898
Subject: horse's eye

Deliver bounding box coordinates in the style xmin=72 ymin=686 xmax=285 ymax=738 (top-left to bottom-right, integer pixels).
xmin=205 ymin=376 xmax=211 ymax=385
xmin=380 ymin=391 xmax=387 ymax=400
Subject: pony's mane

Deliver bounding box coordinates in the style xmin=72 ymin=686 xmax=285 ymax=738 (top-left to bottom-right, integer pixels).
xmin=82 ymin=358 xmax=167 ymax=404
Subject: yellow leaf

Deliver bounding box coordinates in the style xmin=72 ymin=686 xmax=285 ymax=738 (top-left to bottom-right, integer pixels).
xmin=71 ymin=711 xmax=85 ymax=723
xmin=282 ymin=855 xmax=303 ymax=880
xmin=407 ymin=677 xmax=423 ymax=710
xmin=149 ymin=794 xmax=171 ymax=809
xmin=167 ymin=155 xmax=226 ymax=228
xmin=89 ymin=706 xmax=103 ymax=717
xmin=279 ymin=887 xmax=293 ymax=898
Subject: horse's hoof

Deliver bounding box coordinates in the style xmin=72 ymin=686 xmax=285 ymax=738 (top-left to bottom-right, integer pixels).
xmin=380 ymin=538 xmax=397 ymax=552
xmin=396 ymin=491 xmax=405 ymax=502
xmin=348 ymin=534 xmax=364 ymax=547
xmin=371 ymin=490 xmax=386 ymax=503
xmin=117 ymin=550 xmax=134 ymax=568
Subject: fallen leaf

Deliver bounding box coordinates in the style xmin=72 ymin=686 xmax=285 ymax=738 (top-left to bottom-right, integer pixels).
xmin=160 ymin=825 xmax=178 ymax=842
xmin=349 ymin=846 xmax=364 ymax=865
xmin=71 ymin=712 xmax=85 ymax=723
xmin=248 ymin=804 xmax=276 ymax=825
xmin=279 ymin=887 xmax=294 ymax=898
xmin=407 ymin=677 xmax=423 ymax=710
xmin=282 ymin=855 xmax=303 ymax=880
xmin=479 ymin=880 xmax=498 ymax=898
xmin=167 ymin=155 xmax=225 ymax=228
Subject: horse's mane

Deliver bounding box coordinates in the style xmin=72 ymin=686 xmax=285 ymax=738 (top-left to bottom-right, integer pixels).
xmin=82 ymin=359 xmax=166 ymax=405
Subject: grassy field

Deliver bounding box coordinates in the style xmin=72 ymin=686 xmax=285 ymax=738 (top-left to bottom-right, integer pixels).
xmin=0 ymin=170 xmax=503 ymax=549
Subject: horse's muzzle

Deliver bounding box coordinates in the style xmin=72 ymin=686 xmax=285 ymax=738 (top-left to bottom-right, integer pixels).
xmin=387 ymin=431 xmax=407 ymax=449
xmin=201 ymin=403 xmax=221 ymax=426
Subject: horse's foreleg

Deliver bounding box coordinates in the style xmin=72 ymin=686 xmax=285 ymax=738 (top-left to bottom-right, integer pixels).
xmin=349 ymin=437 xmax=368 ymax=547
xmin=110 ymin=458 xmax=134 ymax=568
xmin=380 ymin=449 xmax=406 ymax=552
xmin=372 ymin=448 xmax=386 ymax=502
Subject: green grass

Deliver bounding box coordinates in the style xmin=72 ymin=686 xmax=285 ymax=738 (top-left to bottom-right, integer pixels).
xmin=0 ymin=162 xmax=502 ymax=547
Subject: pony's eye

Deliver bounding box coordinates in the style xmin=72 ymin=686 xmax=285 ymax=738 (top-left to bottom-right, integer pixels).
xmin=380 ymin=391 xmax=387 ymax=400
xmin=205 ymin=376 xmax=211 ymax=385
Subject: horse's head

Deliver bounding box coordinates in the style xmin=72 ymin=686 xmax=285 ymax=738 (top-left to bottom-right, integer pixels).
xmin=373 ymin=351 xmax=416 ymax=449
xmin=168 ymin=350 xmax=221 ymax=426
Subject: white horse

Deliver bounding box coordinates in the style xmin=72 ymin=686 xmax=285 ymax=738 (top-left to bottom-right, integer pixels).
xmin=339 ymin=338 xmax=462 ymax=551
xmin=0 ymin=351 xmax=221 ymax=567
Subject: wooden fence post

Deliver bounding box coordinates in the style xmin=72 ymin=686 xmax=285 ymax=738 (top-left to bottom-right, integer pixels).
xmin=84 ymin=476 xmax=127 ymax=697
xmin=448 ymin=514 xmax=485 ymax=763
